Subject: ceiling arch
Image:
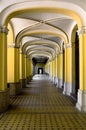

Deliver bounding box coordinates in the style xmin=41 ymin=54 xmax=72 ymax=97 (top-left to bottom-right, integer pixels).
xmin=21 ymin=39 xmax=60 ymax=54
xmin=0 ymin=0 xmax=85 ymax=27
xmin=27 ymin=50 xmax=53 ymax=60
xmin=26 ymin=45 xmax=56 ymax=59
xmin=16 ymin=30 xmax=66 ymax=48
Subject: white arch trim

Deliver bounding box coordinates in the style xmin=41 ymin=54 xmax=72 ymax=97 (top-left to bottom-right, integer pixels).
xmin=16 ymin=30 xmax=66 ymax=47
xmin=22 ymin=39 xmax=60 ymax=54
xmin=27 ymin=51 xmax=52 ymax=60
xmin=26 ymin=45 xmax=56 ymax=58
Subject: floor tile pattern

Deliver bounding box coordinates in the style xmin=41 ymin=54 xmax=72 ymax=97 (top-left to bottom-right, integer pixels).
xmin=0 ymin=78 xmax=86 ymax=129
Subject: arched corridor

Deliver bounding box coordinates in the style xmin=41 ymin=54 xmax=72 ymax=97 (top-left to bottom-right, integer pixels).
xmin=0 ymin=75 xmax=86 ymax=129
xmin=0 ymin=0 xmax=86 ymax=129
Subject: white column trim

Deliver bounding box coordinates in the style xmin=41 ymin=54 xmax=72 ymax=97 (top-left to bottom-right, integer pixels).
xmin=77 ymin=26 xmax=86 ymax=35
xmin=76 ymin=89 xmax=86 ymax=112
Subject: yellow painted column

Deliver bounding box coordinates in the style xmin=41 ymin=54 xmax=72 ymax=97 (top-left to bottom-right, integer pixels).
xmin=0 ymin=26 xmax=10 ymax=112
xmin=55 ymin=56 xmax=58 ymax=86
xmin=22 ymin=54 xmax=26 ymax=79
xmin=79 ymin=33 xmax=86 ymax=91
xmin=55 ymin=57 xmax=57 ymax=78
xmin=76 ymin=26 xmax=86 ymax=112
xmin=50 ymin=61 xmax=52 ymax=77
xmin=14 ymin=48 xmax=20 ymax=82
xmin=29 ymin=59 xmax=32 ymax=76
xmin=7 ymin=45 xmax=21 ymax=95
xmin=63 ymin=44 xmax=72 ymax=95
xmin=53 ymin=59 xmax=56 ymax=77
xmin=52 ymin=59 xmax=56 ymax=84
xmin=19 ymin=52 xmax=22 ymax=80
xmin=0 ymin=26 xmax=8 ymax=90
xmin=57 ymin=54 xmax=60 ymax=80
xmin=57 ymin=51 xmax=63 ymax=88
xmin=26 ymin=58 xmax=32 ymax=84
xmin=26 ymin=58 xmax=29 ymax=78
xmin=20 ymin=52 xmax=26 ymax=87
xmin=7 ymin=47 xmax=15 ymax=83
xmin=49 ymin=60 xmax=54 ymax=82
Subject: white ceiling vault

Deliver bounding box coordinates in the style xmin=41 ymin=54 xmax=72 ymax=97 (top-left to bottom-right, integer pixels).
xmin=0 ymin=0 xmax=86 ymax=64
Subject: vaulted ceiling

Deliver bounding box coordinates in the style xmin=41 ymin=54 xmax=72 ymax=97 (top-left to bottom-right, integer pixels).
xmin=0 ymin=0 xmax=86 ymax=64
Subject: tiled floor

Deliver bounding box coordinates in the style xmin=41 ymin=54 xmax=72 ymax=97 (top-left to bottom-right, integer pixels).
xmin=0 ymin=75 xmax=86 ymax=129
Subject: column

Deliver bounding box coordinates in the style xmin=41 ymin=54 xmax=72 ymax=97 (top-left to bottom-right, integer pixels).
xmin=76 ymin=26 xmax=86 ymax=112
xmin=52 ymin=59 xmax=55 ymax=83
xmin=29 ymin=59 xmax=32 ymax=76
xmin=52 ymin=58 xmax=56 ymax=84
xmin=20 ymin=53 xmax=26 ymax=88
xmin=14 ymin=48 xmax=20 ymax=83
xmin=14 ymin=47 xmax=21 ymax=94
xmin=0 ymin=26 xmax=9 ymax=112
xmin=26 ymin=58 xmax=31 ymax=84
xmin=49 ymin=60 xmax=53 ymax=82
xmin=56 ymin=55 xmax=58 ymax=87
xmin=63 ymin=44 xmax=72 ymax=95
xmin=58 ymin=51 xmax=63 ymax=89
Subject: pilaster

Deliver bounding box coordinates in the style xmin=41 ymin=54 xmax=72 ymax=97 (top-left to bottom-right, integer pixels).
xmin=0 ymin=26 xmax=10 ymax=112
xmin=63 ymin=43 xmax=72 ymax=95
xmin=76 ymin=26 xmax=86 ymax=112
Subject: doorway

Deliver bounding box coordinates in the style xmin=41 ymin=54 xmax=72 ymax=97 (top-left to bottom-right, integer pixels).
xmin=38 ymin=68 xmax=43 ymax=74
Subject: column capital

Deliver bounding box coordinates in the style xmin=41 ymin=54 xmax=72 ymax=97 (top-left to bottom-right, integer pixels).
xmin=8 ymin=43 xmax=20 ymax=48
xmin=8 ymin=43 xmax=15 ymax=48
xmin=59 ymin=50 xmax=63 ymax=54
xmin=64 ymin=43 xmax=72 ymax=49
xmin=78 ymin=26 xmax=86 ymax=35
xmin=0 ymin=26 xmax=8 ymax=34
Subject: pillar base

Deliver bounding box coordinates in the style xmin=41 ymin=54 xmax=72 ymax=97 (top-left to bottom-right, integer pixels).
xmin=56 ymin=78 xmax=59 ymax=88
xmin=54 ymin=77 xmax=58 ymax=85
xmin=63 ymin=82 xmax=75 ymax=96
xmin=58 ymin=79 xmax=63 ymax=88
xmin=76 ymin=89 xmax=86 ymax=112
xmin=8 ymin=82 xmax=21 ymax=96
xmin=63 ymin=82 xmax=71 ymax=95
xmin=49 ymin=76 xmax=53 ymax=82
xmin=20 ymin=79 xmax=26 ymax=88
xmin=0 ymin=89 xmax=10 ymax=113
xmin=27 ymin=76 xmax=32 ymax=84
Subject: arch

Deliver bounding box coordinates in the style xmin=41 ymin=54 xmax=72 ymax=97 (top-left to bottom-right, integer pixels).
xmin=26 ymin=45 xmax=56 ymax=59
xmin=0 ymin=1 xmax=85 ymax=27
xmin=15 ymin=22 xmax=68 ymax=46
xmin=27 ymin=51 xmax=52 ymax=60
xmin=22 ymin=39 xmax=60 ymax=54
xmin=16 ymin=30 xmax=66 ymax=48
